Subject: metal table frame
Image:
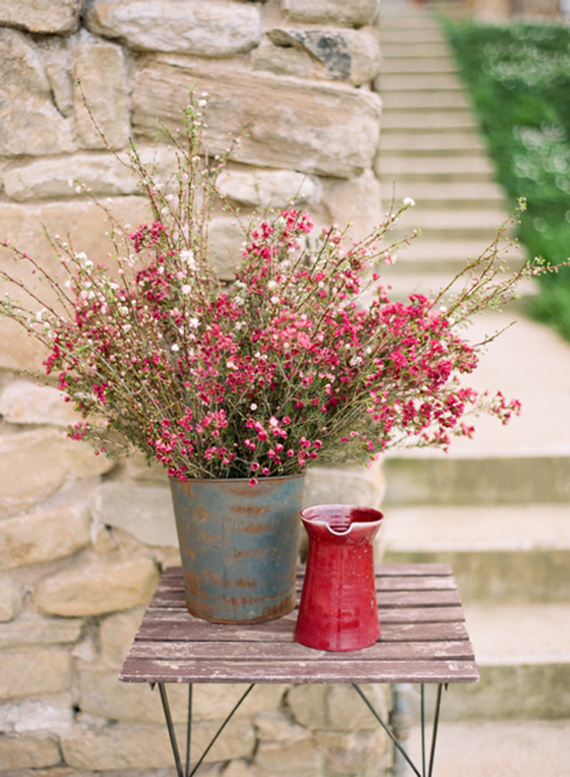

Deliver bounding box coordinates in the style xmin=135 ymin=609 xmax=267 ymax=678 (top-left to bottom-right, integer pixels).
xmin=120 ymin=564 xmax=479 ymax=777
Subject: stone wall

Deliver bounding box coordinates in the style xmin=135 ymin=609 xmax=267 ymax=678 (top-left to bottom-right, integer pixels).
xmin=0 ymin=1 xmax=389 ymax=775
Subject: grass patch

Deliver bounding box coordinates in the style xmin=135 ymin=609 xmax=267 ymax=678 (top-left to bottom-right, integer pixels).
xmin=441 ymin=17 xmax=570 ymax=340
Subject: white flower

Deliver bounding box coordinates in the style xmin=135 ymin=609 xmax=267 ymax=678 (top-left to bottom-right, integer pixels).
xmin=189 ymin=318 xmax=200 ymax=329
xmin=180 ymin=249 xmax=196 ymax=269
xmin=171 ymin=344 xmax=180 ymax=352
xmin=181 ymin=284 xmax=192 ymax=295
xmin=250 ymin=403 xmax=258 ymax=411
xmin=403 ymin=197 xmax=416 ymax=207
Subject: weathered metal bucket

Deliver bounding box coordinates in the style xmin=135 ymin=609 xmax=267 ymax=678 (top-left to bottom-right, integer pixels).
xmin=169 ymin=475 xmax=305 ymax=624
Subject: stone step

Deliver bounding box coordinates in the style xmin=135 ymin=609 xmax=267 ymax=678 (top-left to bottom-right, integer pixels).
xmin=380 ymin=56 xmax=458 ymax=74
xmin=380 ymin=41 xmax=453 ymax=59
xmin=381 ymin=110 xmax=478 ymax=131
xmin=380 ymin=132 xmax=487 ymax=155
xmin=408 ymin=719 xmax=570 ymax=775
xmin=378 ymin=181 xmax=506 ymax=208
xmin=376 ymin=0 xmax=570 ymax=740
xmin=388 ymin=603 xmax=570 ymax=722
xmin=380 ymin=309 xmax=570 ymax=505
xmin=381 ymin=504 xmax=570 ymax=603
xmin=441 ymin=604 xmax=570 ymax=721
xmin=378 ymin=11 xmax=443 ymax=30
xmin=380 ymin=72 xmax=464 ymax=91
xmin=388 ymin=207 xmax=511 ymax=240
xmin=378 ymin=27 xmax=448 ymax=44
xmin=379 ymin=237 xmax=526 ymax=278
xmin=379 ymin=89 xmax=472 ymax=110
xmin=382 ymin=272 xmax=537 ymax=308
xmin=377 ymin=154 xmax=496 ymax=181
xmin=383 ymin=453 xmax=570 ymax=507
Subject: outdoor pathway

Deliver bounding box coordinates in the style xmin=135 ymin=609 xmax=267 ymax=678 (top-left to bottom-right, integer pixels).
xmin=375 ymin=1 xmax=570 ymax=775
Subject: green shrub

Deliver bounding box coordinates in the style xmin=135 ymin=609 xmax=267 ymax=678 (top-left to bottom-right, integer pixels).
xmin=442 ymin=18 xmax=570 ymax=339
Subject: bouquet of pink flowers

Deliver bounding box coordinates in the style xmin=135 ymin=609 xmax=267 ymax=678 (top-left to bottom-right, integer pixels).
xmin=0 ymin=93 xmax=551 ymax=484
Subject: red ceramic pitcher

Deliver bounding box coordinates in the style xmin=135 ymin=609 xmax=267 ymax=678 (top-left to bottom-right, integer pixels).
xmin=294 ymin=504 xmax=384 ymax=652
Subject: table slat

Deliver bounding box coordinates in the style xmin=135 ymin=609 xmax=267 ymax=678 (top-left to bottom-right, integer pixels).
xmin=126 ymin=639 xmax=474 ymax=662
xmin=120 ymin=656 xmax=479 ymax=685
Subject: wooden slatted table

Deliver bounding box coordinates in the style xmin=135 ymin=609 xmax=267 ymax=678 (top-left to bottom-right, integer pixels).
xmin=120 ymin=563 xmax=479 ymax=777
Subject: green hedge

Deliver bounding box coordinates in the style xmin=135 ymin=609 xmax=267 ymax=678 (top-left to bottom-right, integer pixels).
xmin=442 ymin=18 xmax=570 ymax=340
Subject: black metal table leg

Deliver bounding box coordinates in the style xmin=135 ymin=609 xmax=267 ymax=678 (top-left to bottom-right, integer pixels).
xmin=353 ymin=682 xmax=447 ymax=777
xmin=157 ymin=683 xmax=185 ymax=777
xmin=155 ymin=682 xmax=256 ymax=777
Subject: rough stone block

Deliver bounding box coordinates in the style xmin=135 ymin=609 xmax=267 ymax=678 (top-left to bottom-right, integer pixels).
xmin=222 ymin=760 xmax=254 ymax=777
xmin=61 ymin=718 xmax=255 ymax=770
xmin=322 ymin=169 xmax=383 ymax=240
xmin=80 ymin=669 xmax=287 ymax=725
xmin=0 ymin=733 xmax=61 ymax=770
xmin=3 ymin=147 xmax=178 ymax=203
xmin=0 ymin=196 xmax=148 ymax=276
xmin=208 ymin=215 xmax=247 ymax=281
xmin=0 ymin=694 xmax=74 ymax=735
xmin=286 ymin=684 xmax=328 ymax=729
xmin=0 ymin=28 xmax=75 ymax=156
xmin=0 ymin=614 xmax=83 ymax=649
xmin=0 ymin=319 xmax=49 ymax=374
xmin=255 ymin=739 xmax=323 ymax=777
xmin=0 ymin=647 xmax=70 ymax=699
xmin=216 ymin=167 xmax=322 ymax=209
xmin=97 ymin=481 xmax=178 ymax=548
xmin=132 ymin=60 xmax=381 ymax=179
xmin=124 ymin=452 xmax=170 ymax=484
xmin=0 ymin=0 xmax=83 ymax=34
xmin=267 ymin=28 xmax=381 ymax=86
xmin=192 ymin=683 xmax=286 ymax=721
xmin=35 ymin=34 xmax=77 ymax=118
xmin=85 ymin=0 xmax=262 ymax=57
xmin=317 ymin=728 xmax=388 ymax=777
xmin=73 ymin=41 xmax=130 ymax=150
xmin=0 ymin=505 xmax=90 ymax=570
xmin=33 ymin=555 xmax=160 ymax=617
xmin=0 ymin=428 xmax=114 ymax=516
xmin=78 ymin=666 xmax=188 ymax=723
xmin=326 ymin=684 xmax=388 ymax=731
xmin=252 ymin=37 xmax=324 ymax=80
xmin=253 ymin=710 xmax=311 ymax=742
xmin=0 ymin=380 xmax=79 ymax=427
xmin=0 ymin=575 xmax=22 ymax=622
xmin=282 ymin=0 xmax=380 ymax=27
xmin=286 ymin=683 xmax=388 ymax=733
xmin=99 ymin=608 xmax=145 ymax=668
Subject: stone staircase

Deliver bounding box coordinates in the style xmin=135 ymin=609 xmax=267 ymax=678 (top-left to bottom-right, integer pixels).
xmin=374 ymin=0 xmax=526 ymax=296
xmin=375 ymin=1 xmax=570 ymax=774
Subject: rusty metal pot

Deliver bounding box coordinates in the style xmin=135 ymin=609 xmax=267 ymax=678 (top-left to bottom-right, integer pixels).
xmin=169 ymin=474 xmax=304 ymax=624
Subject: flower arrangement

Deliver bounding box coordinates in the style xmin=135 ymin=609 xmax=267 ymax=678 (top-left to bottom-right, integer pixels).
xmin=0 ymin=93 xmax=558 ymax=485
